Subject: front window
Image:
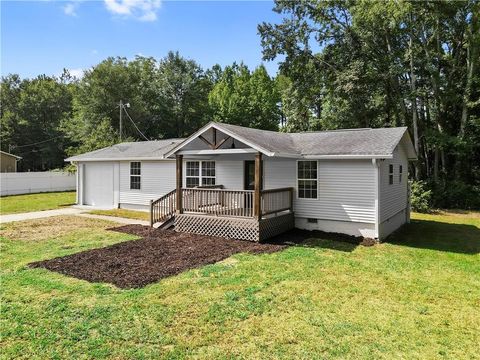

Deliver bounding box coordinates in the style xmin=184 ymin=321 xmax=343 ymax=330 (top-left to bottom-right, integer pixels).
xmin=201 ymin=161 xmax=216 ymax=186
xmin=389 ymin=164 xmax=394 ymax=185
xmin=399 ymin=165 xmax=403 ymax=183
xmin=298 ymin=161 xmax=318 ymax=199
xmin=185 ymin=161 xmax=216 ymax=187
xmin=186 ymin=161 xmax=200 ymax=188
xmin=130 ymin=162 xmax=141 ymax=190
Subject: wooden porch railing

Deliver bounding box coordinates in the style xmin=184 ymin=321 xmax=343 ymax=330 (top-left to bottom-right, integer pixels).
xmin=151 ymin=186 xmax=294 ymax=225
xmin=150 ymin=189 xmax=176 ymax=226
xmin=261 ymin=187 xmax=294 ymax=216
xmin=182 ymin=188 xmax=255 ymax=218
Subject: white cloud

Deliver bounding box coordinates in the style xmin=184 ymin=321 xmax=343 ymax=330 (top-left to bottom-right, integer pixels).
xmin=63 ymin=2 xmax=79 ymax=16
xmin=68 ymin=68 xmax=84 ymax=79
xmin=104 ymin=0 xmax=162 ymax=22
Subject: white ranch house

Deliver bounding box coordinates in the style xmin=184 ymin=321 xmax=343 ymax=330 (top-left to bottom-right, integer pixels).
xmin=66 ymin=122 xmax=417 ymax=241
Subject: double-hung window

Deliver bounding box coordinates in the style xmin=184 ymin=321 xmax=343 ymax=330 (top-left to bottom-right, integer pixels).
xmin=130 ymin=162 xmax=141 ymax=190
xmin=389 ymin=164 xmax=394 ymax=185
xmin=399 ymin=165 xmax=403 ymax=183
xmin=186 ymin=161 xmax=200 ymax=188
xmin=201 ymin=161 xmax=216 ymax=186
xmin=186 ymin=161 xmax=216 ymax=187
xmin=297 ymin=161 xmax=318 ymax=199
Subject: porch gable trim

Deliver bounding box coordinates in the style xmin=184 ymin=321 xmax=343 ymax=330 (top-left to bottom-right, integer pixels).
xmin=164 ymin=122 xmax=276 ymax=158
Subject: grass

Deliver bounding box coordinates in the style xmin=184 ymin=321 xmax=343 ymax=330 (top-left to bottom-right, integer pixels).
xmin=0 ymin=191 xmax=76 ymax=215
xmin=88 ymin=208 xmax=150 ymax=221
xmin=1 ymin=211 xmax=479 ymax=359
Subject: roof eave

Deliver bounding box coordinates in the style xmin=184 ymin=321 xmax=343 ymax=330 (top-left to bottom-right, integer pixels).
xmin=65 ymin=157 xmax=173 ymax=162
xmin=302 ymin=154 xmax=394 ymax=159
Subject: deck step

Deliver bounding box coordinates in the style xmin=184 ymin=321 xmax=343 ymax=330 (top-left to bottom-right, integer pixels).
xmin=156 ymin=216 xmax=175 ymax=230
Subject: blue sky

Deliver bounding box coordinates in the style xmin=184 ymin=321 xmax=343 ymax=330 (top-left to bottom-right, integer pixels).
xmin=1 ymin=0 xmax=284 ymax=79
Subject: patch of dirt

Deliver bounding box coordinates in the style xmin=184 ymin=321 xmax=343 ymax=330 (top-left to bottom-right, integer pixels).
xmin=0 ymin=215 xmax=114 ymax=241
xmin=29 ymin=226 xmax=287 ymax=289
xmin=269 ymin=228 xmax=376 ymax=247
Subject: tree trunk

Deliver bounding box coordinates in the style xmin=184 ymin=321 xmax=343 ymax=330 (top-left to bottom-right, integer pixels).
xmin=409 ymin=15 xmax=420 ymax=179
xmin=459 ymin=8 xmax=478 ymax=138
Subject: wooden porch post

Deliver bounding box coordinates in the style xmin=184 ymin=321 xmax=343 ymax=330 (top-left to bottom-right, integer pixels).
xmin=254 ymin=152 xmax=262 ymax=220
xmin=176 ymin=154 xmax=183 ymax=214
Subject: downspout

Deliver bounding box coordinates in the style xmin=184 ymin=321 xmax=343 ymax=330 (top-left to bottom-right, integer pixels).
xmin=372 ymin=159 xmax=381 ymax=240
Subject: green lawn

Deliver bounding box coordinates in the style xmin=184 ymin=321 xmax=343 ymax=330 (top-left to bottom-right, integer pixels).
xmin=89 ymin=208 xmax=150 ymax=221
xmin=0 ymin=211 xmax=478 ymax=359
xmin=0 ymin=191 xmax=76 ymax=215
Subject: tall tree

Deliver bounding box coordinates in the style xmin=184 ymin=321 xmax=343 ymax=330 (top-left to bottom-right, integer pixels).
xmin=1 ymin=73 xmax=74 ymax=171
xmin=209 ymin=63 xmax=280 ymax=130
xmin=259 ymin=0 xmax=480 ymax=206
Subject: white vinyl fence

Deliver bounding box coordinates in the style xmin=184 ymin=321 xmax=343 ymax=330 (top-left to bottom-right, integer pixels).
xmin=0 ymin=172 xmax=76 ymax=196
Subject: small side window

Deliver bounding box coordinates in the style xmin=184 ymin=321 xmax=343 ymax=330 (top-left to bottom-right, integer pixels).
xmin=130 ymin=162 xmax=141 ymax=190
xmin=399 ymin=165 xmax=403 ymax=183
xmin=389 ymin=164 xmax=394 ymax=185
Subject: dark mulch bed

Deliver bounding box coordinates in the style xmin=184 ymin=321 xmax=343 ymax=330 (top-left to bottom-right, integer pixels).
xmin=29 ymin=226 xmax=287 ymax=289
xmin=28 ymin=225 xmax=373 ymax=289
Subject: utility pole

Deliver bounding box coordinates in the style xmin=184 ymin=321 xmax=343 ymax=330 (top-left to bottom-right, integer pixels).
xmin=119 ymin=100 xmax=123 ymax=142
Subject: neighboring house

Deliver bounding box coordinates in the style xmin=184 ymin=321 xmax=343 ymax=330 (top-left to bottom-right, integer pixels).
xmin=66 ymin=122 xmax=417 ymax=241
xmin=0 ymin=151 xmax=21 ymax=173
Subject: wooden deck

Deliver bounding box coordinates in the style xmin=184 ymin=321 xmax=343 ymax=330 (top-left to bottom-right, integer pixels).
xmin=151 ymin=186 xmax=294 ymax=241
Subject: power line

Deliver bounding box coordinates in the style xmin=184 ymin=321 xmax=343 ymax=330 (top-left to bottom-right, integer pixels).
xmin=122 ymin=106 xmax=150 ymax=141
xmin=10 ymin=135 xmax=64 ymax=150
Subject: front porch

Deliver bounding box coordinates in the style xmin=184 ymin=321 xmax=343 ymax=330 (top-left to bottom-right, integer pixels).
xmin=150 ymin=123 xmax=296 ymax=241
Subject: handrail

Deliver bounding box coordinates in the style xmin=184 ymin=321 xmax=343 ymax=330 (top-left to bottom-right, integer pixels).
xmin=182 ymin=187 xmax=254 ymax=193
xmin=150 ymin=189 xmax=176 ymax=226
xmin=196 ymin=184 xmax=224 ymax=189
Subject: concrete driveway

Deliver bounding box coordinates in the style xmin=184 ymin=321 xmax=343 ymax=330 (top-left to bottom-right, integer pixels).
xmin=0 ymin=208 xmax=85 ymax=224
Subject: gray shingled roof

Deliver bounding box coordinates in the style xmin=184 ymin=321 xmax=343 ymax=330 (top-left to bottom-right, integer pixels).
xmin=66 ymin=139 xmax=184 ymax=161
xmin=66 ymin=122 xmax=415 ymax=161
xmin=213 ymin=122 xmax=413 ymax=157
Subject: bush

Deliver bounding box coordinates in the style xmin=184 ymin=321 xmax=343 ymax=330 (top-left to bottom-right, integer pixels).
xmin=410 ymin=180 xmax=432 ymax=213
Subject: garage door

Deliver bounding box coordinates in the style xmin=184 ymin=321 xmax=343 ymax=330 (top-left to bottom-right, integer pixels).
xmin=83 ymin=162 xmax=114 ymax=207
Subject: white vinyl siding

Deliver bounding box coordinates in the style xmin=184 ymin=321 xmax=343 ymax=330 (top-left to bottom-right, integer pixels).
xmin=379 ymin=144 xmax=409 ymax=223
xmin=183 ymin=159 xmax=244 ymax=190
xmin=264 ymin=158 xmax=376 ymax=223
xmin=119 ymin=161 xmax=176 ymax=206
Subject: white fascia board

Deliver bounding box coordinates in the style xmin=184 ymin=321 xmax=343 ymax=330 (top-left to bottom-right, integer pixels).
xmin=177 ymin=148 xmax=258 ymax=155
xmin=64 ymin=157 xmax=174 ymax=162
xmin=301 ymin=154 xmax=393 ymax=160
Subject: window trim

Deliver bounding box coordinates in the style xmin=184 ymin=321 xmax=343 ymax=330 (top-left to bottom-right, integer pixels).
xmin=129 ymin=161 xmax=141 ymax=190
xmin=185 ymin=160 xmax=216 ymax=188
xmin=296 ymin=160 xmax=318 ymax=200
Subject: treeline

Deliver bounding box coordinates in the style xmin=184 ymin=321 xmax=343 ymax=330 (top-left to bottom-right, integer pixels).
xmin=1 ymin=52 xmax=281 ymax=171
xmin=1 ymin=0 xmax=479 ymax=209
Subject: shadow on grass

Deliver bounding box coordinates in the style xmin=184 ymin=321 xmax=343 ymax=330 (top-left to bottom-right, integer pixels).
xmin=387 ymin=219 xmax=480 ymax=254
xmin=268 ymin=229 xmax=360 ymax=252
xmin=59 ymin=203 xmax=76 ymax=208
